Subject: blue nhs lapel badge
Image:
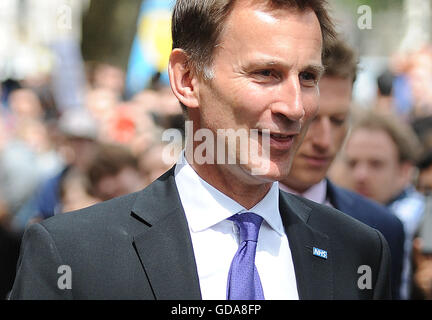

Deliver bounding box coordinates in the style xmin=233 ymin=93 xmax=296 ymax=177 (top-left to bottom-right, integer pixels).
xmin=313 ymin=247 xmax=328 ymax=259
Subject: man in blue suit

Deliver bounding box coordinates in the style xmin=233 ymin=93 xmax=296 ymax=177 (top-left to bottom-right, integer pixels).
xmin=280 ymin=39 xmax=405 ymax=299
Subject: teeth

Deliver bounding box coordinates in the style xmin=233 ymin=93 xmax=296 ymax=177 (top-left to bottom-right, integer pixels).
xmin=271 ymin=134 xmax=289 ymax=138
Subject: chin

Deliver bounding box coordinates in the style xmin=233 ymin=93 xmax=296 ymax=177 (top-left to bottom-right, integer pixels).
xmin=307 ymin=173 xmax=326 ymax=185
xmin=247 ymin=162 xmax=292 ymax=183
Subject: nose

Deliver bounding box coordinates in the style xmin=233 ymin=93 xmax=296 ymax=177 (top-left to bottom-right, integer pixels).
xmin=270 ymin=76 xmax=305 ymax=122
xmin=352 ymin=162 xmax=369 ymax=183
xmin=310 ymin=117 xmax=331 ymax=152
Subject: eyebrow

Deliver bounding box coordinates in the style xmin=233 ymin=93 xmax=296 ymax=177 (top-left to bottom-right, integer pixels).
xmin=305 ymin=64 xmax=325 ymax=79
xmin=243 ymin=59 xmax=325 ymax=78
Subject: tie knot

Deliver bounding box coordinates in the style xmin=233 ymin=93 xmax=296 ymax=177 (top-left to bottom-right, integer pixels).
xmin=229 ymin=212 xmax=263 ymax=243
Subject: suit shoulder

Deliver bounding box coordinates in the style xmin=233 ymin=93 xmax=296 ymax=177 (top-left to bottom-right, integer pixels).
xmin=334 ymin=185 xmax=387 ymax=213
xmin=40 ymin=191 xmax=140 ymax=232
xmin=330 ymin=185 xmax=404 ymax=230
xmin=285 ymin=192 xmax=382 ymax=238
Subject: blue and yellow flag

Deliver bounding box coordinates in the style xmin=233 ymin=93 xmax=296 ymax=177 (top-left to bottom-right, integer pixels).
xmin=125 ymin=0 xmax=174 ymax=98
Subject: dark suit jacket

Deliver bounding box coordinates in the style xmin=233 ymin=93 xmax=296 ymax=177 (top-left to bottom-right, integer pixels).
xmin=0 ymin=226 xmax=21 ymax=299
xmin=326 ymin=179 xmax=405 ymax=299
xmin=10 ymin=168 xmax=391 ymax=299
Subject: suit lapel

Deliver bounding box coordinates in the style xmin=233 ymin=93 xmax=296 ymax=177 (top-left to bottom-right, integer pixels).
xmin=279 ymin=191 xmax=333 ymax=299
xmin=129 ymin=167 xmax=334 ymax=300
xmin=131 ymin=167 xmax=202 ymax=300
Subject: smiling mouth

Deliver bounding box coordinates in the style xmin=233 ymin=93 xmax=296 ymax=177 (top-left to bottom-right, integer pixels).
xmin=303 ymin=155 xmax=330 ymax=167
xmin=270 ymin=133 xmax=292 ymax=139
xmin=259 ymin=130 xmax=298 ymax=139
xmin=258 ymin=130 xmax=297 ymax=150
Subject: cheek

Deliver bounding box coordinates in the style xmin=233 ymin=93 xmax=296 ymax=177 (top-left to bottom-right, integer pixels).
xmin=296 ymin=134 xmax=312 ymax=154
xmin=297 ymin=97 xmax=319 ymax=135
xmin=372 ymin=168 xmax=393 ymax=189
xmin=332 ymin=128 xmax=348 ymax=150
xmin=198 ymin=93 xmax=231 ymax=130
xmin=303 ymin=89 xmax=320 ymax=118
xmin=232 ymin=83 xmax=271 ymax=115
xmin=201 ymin=80 xmax=260 ymax=128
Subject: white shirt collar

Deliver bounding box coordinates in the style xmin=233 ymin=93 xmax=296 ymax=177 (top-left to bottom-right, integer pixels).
xmin=174 ymin=152 xmax=284 ymax=236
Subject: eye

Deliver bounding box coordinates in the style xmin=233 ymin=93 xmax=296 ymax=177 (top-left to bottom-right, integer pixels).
xmin=370 ymin=160 xmax=383 ymax=169
xmin=330 ymin=117 xmax=346 ymax=126
xmin=252 ymin=69 xmax=280 ymax=81
xmin=347 ymin=159 xmax=357 ymax=169
xmin=299 ymin=72 xmax=318 ymax=86
xmin=256 ymin=70 xmax=273 ymax=77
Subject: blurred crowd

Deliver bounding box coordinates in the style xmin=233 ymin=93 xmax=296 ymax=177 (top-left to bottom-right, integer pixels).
xmin=328 ymin=44 xmax=432 ymax=300
xmin=0 ymin=61 xmax=184 ymax=298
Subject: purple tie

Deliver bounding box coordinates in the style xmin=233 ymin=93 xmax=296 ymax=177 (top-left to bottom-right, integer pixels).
xmin=227 ymin=212 xmax=265 ymax=300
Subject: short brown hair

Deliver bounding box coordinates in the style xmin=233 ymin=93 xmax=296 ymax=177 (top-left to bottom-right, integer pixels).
xmin=172 ymin=0 xmax=336 ymax=79
xmin=350 ymin=110 xmax=423 ymax=164
xmin=87 ymin=144 xmax=138 ymax=191
xmin=323 ymin=38 xmax=358 ymax=83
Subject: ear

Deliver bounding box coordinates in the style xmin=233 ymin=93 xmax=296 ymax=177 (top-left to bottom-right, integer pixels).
xmin=168 ymin=49 xmax=200 ymax=110
xmin=398 ymin=161 xmax=415 ymax=187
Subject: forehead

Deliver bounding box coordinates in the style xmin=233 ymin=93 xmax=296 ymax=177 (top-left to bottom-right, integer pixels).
xmin=347 ymin=128 xmax=399 ymax=159
xmin=318 ymin=76 xmax=353 ymax=114
xmin=216 ymin=1 xmax=323 ymax=62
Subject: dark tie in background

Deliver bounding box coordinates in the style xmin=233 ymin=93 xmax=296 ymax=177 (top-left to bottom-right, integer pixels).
xmin=227 ymin=212 xmax=265 ymax=300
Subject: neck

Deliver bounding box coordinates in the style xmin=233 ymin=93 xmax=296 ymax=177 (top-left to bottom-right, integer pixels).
xmin=280 ymin=177 xmax=312 ymax=194
xmin=186 ymin=154 xmax=272 ymax=209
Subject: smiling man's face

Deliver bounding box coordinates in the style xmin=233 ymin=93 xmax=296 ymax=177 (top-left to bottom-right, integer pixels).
xmin=191 ymin=1 xmax=323 ymax=184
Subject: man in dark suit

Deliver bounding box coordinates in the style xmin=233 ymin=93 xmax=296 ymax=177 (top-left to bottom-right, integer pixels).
xmin=10 ymin=0 xmax=391 ymax=299
xmin=279 ymin=39 xmax=404 ymax=299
